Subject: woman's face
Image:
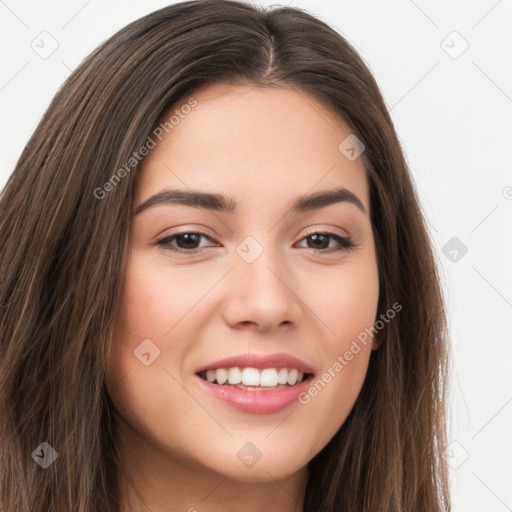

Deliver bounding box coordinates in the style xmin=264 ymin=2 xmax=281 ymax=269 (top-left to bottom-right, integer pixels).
xmin=106 ymin=83 xmax=379 ymax=488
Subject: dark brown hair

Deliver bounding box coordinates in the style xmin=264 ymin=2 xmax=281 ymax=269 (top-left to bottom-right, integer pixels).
xmin=0 ymin=1 xmax=451 ymax=510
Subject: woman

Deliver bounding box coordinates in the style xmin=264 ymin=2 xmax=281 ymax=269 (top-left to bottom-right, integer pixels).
xmin=0 ymin=1 xmax=451 ymax=510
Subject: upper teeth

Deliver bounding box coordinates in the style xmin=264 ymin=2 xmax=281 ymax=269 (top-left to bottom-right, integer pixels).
xmin=203 ymin=367 xmax=305 ymax=387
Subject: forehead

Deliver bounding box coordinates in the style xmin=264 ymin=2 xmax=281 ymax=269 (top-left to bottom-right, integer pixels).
xmin=136 ymin=83 xmax=369 ymax=214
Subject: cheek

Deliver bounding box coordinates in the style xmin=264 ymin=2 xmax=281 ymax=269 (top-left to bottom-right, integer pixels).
xmin=296 ymin=258 xmax=379 ymax=450
xmin=329 ymin=269 xmax=379 ymax=347
xmin=311 ymin=252 xmax=380 ymax=352
xmin=106 ymin=256 xmax=204 ymax=447
xmin=115 ymin=258 xmax=171 ymax=335
xmin=106 ymin=256 xmax=176 ymax=407
xmin=327 ymin=261 xmax=379 ymax=381
xmin=322 ymin=325 xmax=372 ymax=400
xmin=115 ymin=254 xmax=211 ymax=340
xmin=107 ymin=251 xmax=222 ymax=400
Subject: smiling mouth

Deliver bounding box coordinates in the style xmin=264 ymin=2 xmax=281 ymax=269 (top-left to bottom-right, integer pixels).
xmin=196 ymin=367 xmax=313 ymax=391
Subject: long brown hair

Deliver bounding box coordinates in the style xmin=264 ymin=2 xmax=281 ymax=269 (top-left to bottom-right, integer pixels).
xmin=0 ymin=1 xmax=451 ymax=510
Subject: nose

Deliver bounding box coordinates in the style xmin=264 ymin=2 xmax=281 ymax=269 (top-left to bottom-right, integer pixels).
xmin=220 ymin=244 xmax=303 ymax=332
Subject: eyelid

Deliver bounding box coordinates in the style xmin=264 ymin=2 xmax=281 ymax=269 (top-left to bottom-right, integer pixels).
xmin=156 ymin=224 xmax=349 ymax=242
xmin=301 ymin=225 xmax=349 ymax=239
xmin=153 ymin=225 xmax=218 ymax=242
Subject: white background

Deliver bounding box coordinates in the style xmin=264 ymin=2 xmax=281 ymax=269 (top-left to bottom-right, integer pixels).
xmin=1 ymin=1 xmax=511 ymax=510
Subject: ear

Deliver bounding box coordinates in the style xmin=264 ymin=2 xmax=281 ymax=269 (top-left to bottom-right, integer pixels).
xmin=371 ymin=335 xmax=382 ymax=351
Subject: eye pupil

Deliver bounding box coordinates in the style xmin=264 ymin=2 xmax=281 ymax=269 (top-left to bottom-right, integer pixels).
xmin=176 ymin=233 xmax=200 ymax=249
xmin=308 ymin=234 xmax=329 ymax=250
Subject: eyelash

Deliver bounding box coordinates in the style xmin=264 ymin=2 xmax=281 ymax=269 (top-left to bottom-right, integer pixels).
xmin=155 ymin=230 xmax=355 ymax=255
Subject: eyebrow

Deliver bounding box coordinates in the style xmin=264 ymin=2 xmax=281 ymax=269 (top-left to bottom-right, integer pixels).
xmin=133 ymin=186 xmax=367 ymax=216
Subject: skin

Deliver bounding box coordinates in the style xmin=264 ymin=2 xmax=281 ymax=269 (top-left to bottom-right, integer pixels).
xmin=105 ymin=83 xmax=380 ymax=512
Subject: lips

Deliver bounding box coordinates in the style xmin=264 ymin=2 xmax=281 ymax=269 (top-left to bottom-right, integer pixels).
xmin=194 ymin=352 xmax=315 ymax=414
xmin=195 ymin=373 xmax=314 ymax=414
xmin=195 ymin=352 xmax=315 ymax=374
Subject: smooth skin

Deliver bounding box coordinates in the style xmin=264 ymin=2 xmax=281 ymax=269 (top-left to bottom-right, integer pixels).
xmin=105 ymin=83 xmax=380 ymax=512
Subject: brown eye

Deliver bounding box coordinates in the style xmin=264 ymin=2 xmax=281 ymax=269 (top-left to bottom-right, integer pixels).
xmin=155 ymin=230 xmax=355 ymax=255
xmin=156 ymin=232 xmax=216 ymax=253
xmin=296 ymin=232 xmax=355 ymax=253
